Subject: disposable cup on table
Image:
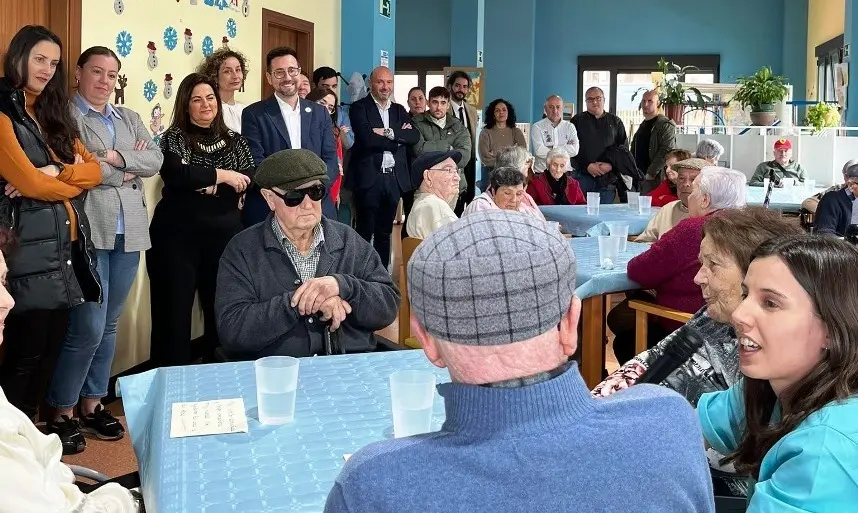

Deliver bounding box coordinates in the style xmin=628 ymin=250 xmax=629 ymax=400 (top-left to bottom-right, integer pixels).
xmin=598 ymin=236 xmax=620 ymax=269
xmin=638 ymin=196 xmax=653 ymax=215
xmin=763 ymin=178 xmax=770 ymax=191
xmin=255 ymin=356 xmax=299 ymax=425
xmin=627 ymin=192 xmax=640 ymax=210
xmin=607 ymin=221 xmax=629 ymax=252
xmin=586 ymin=192 xmax=600 ymax=215
xmin=390 ymin=370 xmax=436 ymax=438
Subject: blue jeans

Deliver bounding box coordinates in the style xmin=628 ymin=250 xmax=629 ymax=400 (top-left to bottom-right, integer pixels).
xmin=46 ymin=235 xmax=140 ymax=409
xmin=574 ymin=171 xmax=617 ymax=204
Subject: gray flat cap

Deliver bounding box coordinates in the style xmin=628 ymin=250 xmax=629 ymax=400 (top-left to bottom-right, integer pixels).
xmin=407 ymin=210 xmax=577 ymax=346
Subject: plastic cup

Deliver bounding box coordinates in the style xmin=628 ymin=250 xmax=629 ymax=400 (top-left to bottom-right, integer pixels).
xmin=763 ymin=178 xmax=770 ymax=191
xmin=586 ymin=192 xmax=600 ymax=215
xmin=607 ymin=221 xmax=629 ymax=252
xmin=389 ymin=370 xmax=436 ymax=438
xmin=627 ymin=192 xmax=640 ymax=209
xmin=598 ymin=236 xmax=620 ymax=269
xmin=638 ymin=195 xmax=653 ymax=215
xmin=547 ymin=221 xmax=561 ymax=233
xmin=255 ymin=356 xmax=300 ymax=425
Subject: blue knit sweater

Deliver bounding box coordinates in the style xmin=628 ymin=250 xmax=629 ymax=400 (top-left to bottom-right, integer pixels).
xmin=324 ymin=364 xmax=715 ymax=513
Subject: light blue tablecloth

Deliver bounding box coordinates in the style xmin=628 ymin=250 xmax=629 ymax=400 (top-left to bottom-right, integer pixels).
xmin=569 ymin=237 xmax=649 ymax=299
xmin=120 ymin=351 xmax=450 ymax=513
xmin=540 ymin=204 xmax=658 ymax=237
xmin=745 ymin=185 xmax=826 ymax=212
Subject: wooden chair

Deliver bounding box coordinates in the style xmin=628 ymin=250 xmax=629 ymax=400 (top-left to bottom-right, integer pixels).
xmin=627 ymin=300 xmax=694 ymax=354
xmin=398 ymin=237 xmax=423 ymax=348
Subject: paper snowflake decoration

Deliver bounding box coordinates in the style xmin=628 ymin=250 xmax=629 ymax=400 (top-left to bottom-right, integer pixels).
xmin=163 ymin=26 xmax=178 ymax=51
xmin=226 ymin=18 xmax=237 ymax=38
xmin=115 ymin=31 xmax=133 ymax=57
xmin=201 ymin=36 xmax=214 ymax=57
xmin=143 ymin=80 xmax=158 ymax=102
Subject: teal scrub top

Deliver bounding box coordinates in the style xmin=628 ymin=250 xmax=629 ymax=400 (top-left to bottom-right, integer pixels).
xmin=698 ymin=382 xmax=858 ymax=511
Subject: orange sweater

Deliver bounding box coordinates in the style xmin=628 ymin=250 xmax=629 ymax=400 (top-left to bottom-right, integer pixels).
xmin=0 ymin=89 xmax=102 ymax=239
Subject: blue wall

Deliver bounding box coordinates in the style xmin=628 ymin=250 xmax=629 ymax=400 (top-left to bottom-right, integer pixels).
xmin=395 ymin=0 xmax=451 ymax=57
xmin=396 ymin=0 xmax=808 ymax=123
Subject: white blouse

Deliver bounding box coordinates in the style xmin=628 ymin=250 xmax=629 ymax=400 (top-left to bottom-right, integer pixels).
xmin=222 ymin=101 xmax=246 ymax=134
xmin=0 ymin=388 xmax=136 ymax=513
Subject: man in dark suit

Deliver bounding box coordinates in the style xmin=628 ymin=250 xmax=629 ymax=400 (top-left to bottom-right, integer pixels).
xmin=242 ymin=46 xmax=339 ymax=226
xmin=347 ymin=66 xmax=420 ymax=267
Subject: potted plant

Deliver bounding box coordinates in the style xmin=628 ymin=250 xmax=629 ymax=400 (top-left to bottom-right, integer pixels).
xmin=632 ymin=58 xmax=710 ymax=124
xmin=804 ymin=102 xmax=840 ymax=134
xmin=731 ymin=66 xmax=789 ymax=126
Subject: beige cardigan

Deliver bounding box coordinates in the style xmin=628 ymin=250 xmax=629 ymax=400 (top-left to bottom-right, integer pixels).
xmin=478 ymin=125 xmax=527 ymax=167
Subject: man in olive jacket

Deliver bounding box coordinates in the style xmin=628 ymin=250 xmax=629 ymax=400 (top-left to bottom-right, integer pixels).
xmin=412 ymin=86 xmax=472 ymax=205
xmin=631 ymin=90 xmax=676 ymax=195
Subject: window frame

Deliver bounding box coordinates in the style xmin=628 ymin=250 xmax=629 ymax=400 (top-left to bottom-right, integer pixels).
xmin=394 ymin=56 xmax=451 ymax=92
xmin=815 ymin=35 xmax=844 ymax=103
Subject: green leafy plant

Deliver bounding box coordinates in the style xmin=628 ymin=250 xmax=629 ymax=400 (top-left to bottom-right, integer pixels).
xmin=631 ymin=57 xmax=710 ymax=108
xmin=805 ymin=102 xmax=841 ymax=133
xmin=731 ymin=66 xmax=789 ymax=111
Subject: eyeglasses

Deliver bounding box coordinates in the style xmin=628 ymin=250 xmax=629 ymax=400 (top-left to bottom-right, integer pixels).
xmin=271 ymin=66 xmax=301 ymax=79
xmin=585 ymin=96 xmax=603 ymax=103
xmin=316 ymin=100 xmax=335 ymax=113
xmin=271 ymin=183 xmax=326 ymax=207
xmin=428 ymin=166 xmax=458 ymax=174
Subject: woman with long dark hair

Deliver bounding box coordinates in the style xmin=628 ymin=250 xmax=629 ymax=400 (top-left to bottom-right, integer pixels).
xmin=698 ymin=234 xmax=858 ymax=509
xmin=0 ymin=26 xmax=102 ymax=438
xmin=477 ymin=98 xmax=526 ymax=190
xmin=147 ymin=73 xmax=253 ymax=367
xmin=43 ymin=46 xmax=162 ymax=452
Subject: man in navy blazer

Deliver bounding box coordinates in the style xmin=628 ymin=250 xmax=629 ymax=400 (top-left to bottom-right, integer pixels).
xmin=242 ymin=46 xmax=339 ymax=226
xmin=347 ymin=66 xmax=420 ymax=268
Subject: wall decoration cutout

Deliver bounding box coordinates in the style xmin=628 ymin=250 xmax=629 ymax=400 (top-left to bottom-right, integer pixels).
xmin=114 ymin=0 xmax=125 ymax=15
xmin=146 ymin=42 xmax=158 ymax=70
xmin=163 ymin=26 xmax=178 ymax=51
xmin=222 ymin=36 xmax=230 ymax=48
xmin=164 ymin=74 xmax=174 ymax=99
xmin=204 ymin=0 xmax=229 ymax=8
xmin=183 ymin=28 xmax=194 ymax=55
xmin=150 ymin=104 xmax=165 ymax=144
xmin=143 ymin=80 xmax=158 ymax=102
xmin=114 ymin=74 xmax=128 ymax=105
xmin=242 ymin=0 xmax=250 ymax=17
xmin=115 ymin=31 xmax=133 ymax=58
xmin=202 ymin=36 xmax=214 ymax=57
xmin=226 ymin=18 xmax=237 ymax=38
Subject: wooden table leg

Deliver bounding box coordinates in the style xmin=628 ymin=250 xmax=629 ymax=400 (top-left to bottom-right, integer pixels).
xmin=580 ymin=295 xmax=606 ymax=389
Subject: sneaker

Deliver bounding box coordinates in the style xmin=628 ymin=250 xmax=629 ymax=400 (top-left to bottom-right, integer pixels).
xmin=47 ymin=415 xmax=86 ymax=455
xmin=80 ymin=404 xmax=125 ymax=441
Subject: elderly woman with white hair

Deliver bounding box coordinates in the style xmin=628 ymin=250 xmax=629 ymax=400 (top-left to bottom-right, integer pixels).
xmin=608 ymin=166 xmax=748 ymax=362
xmin=695 ymin=139 xmax=724 ymax=166
xmin=464 ymin=166 xmax=545 ymax=220
xmin=526 ymin=147 xmax=585 ymax=205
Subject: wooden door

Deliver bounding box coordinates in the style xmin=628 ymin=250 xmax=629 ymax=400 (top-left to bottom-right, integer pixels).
xmin=261 ymin=8 xmax=314 ymax=99
xmin=0 ymin=0 xmax=82 ymax=91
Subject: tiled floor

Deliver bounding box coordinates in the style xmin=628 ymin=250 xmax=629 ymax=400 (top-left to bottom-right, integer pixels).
xmin=67 ymin=225 xmax=621 ymax=478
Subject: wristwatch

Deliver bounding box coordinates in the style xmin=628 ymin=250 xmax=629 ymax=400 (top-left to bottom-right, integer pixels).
xmin=383 ymin=127 xmax=393 ymax=138
xmin=52 ymin=161 xmax=65 ymax=173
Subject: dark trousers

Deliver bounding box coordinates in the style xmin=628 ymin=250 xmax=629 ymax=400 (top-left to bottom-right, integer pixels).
xmin=607 ymin=291 xmax=670 ymax=364
xmin=400 ymin=190 xmax=415 ymax=239
xmin=455 ymin=158 xmax=477 ymax=215
xmin=0 ymin=308 xmax=70 ymax=420
xmin=147 ymin=216 xmax=241 ymax=367
xmin=354 ymin=173 xmax=400 ymax=268
xmin=574 ymin=171 xmax=616 ymax=204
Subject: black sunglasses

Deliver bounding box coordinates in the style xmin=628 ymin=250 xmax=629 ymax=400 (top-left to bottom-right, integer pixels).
xmin=272 ymin=183 xmax=327 ymax=207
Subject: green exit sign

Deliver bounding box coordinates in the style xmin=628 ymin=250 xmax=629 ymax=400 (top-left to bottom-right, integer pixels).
xmin=379 ymin=0 xmax=391 ymax=18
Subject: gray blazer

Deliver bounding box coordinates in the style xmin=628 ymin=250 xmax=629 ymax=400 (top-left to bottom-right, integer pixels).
xmin=70 ymin=100 xmax=163 ymax=252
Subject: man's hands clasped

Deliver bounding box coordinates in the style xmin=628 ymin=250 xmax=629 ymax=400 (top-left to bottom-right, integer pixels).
xmin=291 ymin=277 xmax=350 ymax=331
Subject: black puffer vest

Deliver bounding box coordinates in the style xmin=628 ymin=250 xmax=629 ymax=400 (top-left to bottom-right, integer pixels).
xmin=0 ymin=79 xmax=101 ymax=312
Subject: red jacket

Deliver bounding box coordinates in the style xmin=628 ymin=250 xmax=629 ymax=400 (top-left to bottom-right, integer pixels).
xmin=648 ymin=179 xmax=678 ymax=207
xmin=627 ymin=214 xmax=708 ymax=330
xmin=527 ymin=173 xmax=586 ymax=206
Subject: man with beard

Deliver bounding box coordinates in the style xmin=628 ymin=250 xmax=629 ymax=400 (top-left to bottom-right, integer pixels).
xmin=631 ymin=89 xmax=676 ymax=195
xmin=242 ymin=47 xmax=339 ymax=225
xmin=447 ymin=70 xmax=478 ymax=214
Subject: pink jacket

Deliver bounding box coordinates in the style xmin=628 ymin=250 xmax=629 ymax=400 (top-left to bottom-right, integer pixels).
xmin=463 ymin=190 xmax=546 ymax=221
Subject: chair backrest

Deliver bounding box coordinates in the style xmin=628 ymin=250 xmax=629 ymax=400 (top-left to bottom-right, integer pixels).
xmin=398 ymin=237 xmax=423 ymax=343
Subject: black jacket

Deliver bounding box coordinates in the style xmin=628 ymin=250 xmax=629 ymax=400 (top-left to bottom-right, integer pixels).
xmin=345 ymin=95 xmax=420 ymax=193
xmin=0 ymin=79 xmax=101 ymax=312
xmin=601 ymin=145 xmax=644 ymax=200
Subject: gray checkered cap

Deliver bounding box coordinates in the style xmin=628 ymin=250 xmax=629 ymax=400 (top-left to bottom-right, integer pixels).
xmin=407 ymin=210 xmax=577 ymax=346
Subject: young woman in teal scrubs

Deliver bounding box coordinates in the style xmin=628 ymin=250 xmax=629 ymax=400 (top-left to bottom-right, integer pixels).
xmin=697 ymin=234 xmax=858 ymax=510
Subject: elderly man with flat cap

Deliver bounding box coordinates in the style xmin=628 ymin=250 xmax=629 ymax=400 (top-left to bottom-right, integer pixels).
xmin=324 ymin=210 xmax=715 ymax=513
xmin=404 ymin=150 xmax=461 ymax=238
xmin=215 ymin=149 xmax=401 ymax=360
